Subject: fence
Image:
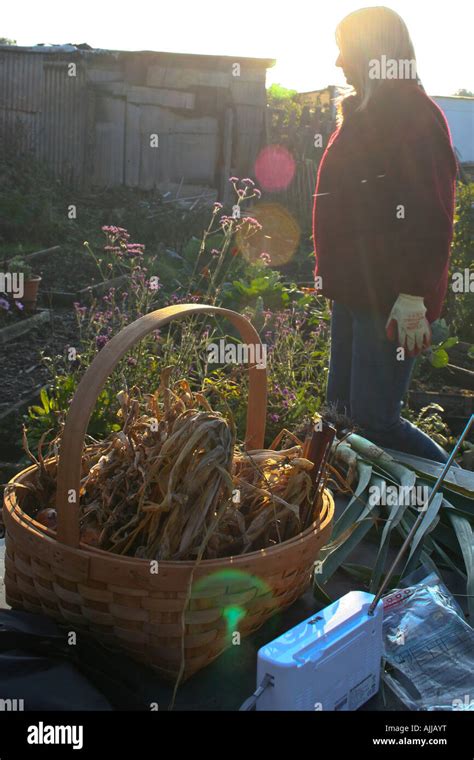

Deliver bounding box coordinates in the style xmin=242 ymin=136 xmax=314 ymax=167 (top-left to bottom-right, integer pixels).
xmin=264 ymin=102 xmax=336 ymax=231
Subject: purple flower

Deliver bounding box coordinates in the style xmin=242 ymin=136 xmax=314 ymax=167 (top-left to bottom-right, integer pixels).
xmin=15 ymin=301 xmax=24 ymax=311
xmin=0 ymin=297 xmax=10 ymax=311
xmin=270 ymin=413 xmax=280 ymax=423
xmin=96 ymin=335 xmax=109 ymax=350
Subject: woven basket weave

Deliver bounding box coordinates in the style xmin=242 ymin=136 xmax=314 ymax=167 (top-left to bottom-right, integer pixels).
xmin=3 ymin=304 xmax=334 ymax=681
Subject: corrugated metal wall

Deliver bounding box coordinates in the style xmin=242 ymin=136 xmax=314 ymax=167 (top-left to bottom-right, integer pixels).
xmin=0 ymin=50 xmax=88 ymax=186
xmin=38 ymin=61 xmax=88 ymax=186
xmin=0 ymin=48 xmax=270 ymax=192
xmin=0 ymin=50 xmax=43 ymax=153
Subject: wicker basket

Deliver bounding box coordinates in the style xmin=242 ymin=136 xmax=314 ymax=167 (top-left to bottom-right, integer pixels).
xmin=3 ymin=304 xmax=334 ymax=681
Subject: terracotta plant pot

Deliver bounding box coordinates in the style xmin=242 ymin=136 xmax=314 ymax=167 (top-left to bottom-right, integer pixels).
xmin=22 ymin=275 xmax=42 ymax=312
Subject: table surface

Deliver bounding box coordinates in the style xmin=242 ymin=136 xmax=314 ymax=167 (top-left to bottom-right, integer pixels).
xmin=0 ymin=491 xmax=463 ymax=711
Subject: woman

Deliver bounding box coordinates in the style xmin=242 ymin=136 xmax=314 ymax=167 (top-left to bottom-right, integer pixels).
xmin=313 ymin=6 xmax=458 ymax=462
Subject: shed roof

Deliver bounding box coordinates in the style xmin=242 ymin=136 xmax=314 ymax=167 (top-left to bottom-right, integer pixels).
xmin=431 ymin=94 xmax=474 ymax=101
xmin=0 ymin=43 xmax=276 ymax=68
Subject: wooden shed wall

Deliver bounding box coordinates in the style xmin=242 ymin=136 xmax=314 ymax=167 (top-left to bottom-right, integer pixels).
xmin=0 ymin=49 xmax=270 ymax=194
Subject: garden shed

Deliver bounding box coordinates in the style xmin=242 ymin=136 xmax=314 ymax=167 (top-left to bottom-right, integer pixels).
xmin=0 ymin=44 xmax=275 ymax=198
xmin=432 ymin=94 xmax=474 ymax=164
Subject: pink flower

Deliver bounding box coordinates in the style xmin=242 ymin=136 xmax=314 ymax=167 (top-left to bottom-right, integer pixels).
xmin=242 ymin=216 xmax=263 ymax=231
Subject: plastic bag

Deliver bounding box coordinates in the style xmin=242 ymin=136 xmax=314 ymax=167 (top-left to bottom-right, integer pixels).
xmin=382 ymin=572 xmax=474 ymax=711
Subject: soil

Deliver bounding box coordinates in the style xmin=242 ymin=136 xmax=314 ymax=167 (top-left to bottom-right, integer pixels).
xmin=0 ymin=310 xmax=79 ymax=409
xmin=34 ymin=247 xmax=103 ymax=293
xmin=412 ymin=380 xmax=473 ymax=395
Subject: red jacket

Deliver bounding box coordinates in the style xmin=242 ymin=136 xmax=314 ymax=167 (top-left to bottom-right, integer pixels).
xmin=313 ymin=81 xmax=458 ymax=322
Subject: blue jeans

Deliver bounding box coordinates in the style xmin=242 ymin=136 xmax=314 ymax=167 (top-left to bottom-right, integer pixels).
xmin=327 ymin=301 xmax=451 ymax=464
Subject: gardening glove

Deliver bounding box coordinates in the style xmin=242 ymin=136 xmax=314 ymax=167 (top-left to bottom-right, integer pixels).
xmin=386 ymin=294 xmax=431 ymax=355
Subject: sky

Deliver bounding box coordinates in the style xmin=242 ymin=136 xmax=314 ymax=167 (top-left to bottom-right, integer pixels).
xmin=2 ymin=0 xmax=473 ymax=96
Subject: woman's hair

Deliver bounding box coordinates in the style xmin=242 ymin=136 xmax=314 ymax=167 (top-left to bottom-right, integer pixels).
xmin=335 ymin=6 xmax=420 ymax=116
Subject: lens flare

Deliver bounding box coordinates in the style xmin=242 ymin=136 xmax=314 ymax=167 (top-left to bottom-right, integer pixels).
xmin=223 ymin=605 xmax=246 ymax=638
xmin=236 ymin=202 xmax=300 ymax=266
xmin=255 ymin=144 xmax=296 ymax=191
xmin=192 ymin=569 xmax=272 ymax=636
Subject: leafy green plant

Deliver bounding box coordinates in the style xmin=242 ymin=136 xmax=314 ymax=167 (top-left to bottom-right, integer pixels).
xmin=28 ymin=376 xmax=122 ymax=446
xmin=7 ymin=256 xmax=33 ymax=280
xmin=402 ymin=403 xmax=453 ymax=449
xmin=0 ymin=124 xmax=74 ymax=246
xmin=315 ymin=434 xmax=474 ymax=619
xmin=444 ymin=182 xmax=474 ymax=342
xmin=267 ymin=83 xmax=302 ymax=133
xmin=224 ymin=263 xmax=294 ymax=310
xmin=411 ymin=322 xmax=473 ymax=392
xmin=429 ymin=335 xmax=459 ymax=369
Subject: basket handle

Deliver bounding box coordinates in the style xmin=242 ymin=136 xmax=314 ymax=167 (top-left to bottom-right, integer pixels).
xmin=55 ymin=304 xmax=267 ymax=547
